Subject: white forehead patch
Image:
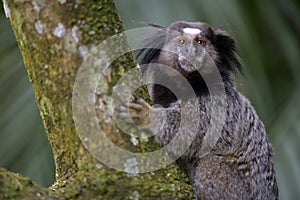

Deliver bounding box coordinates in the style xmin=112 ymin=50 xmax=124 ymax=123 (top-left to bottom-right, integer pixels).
xmin=183 ymin=28 xmax=201 ymax=35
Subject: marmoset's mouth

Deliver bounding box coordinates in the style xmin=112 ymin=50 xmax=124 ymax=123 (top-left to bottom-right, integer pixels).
xmin=178 ymin=55 xmax=198 ymax=73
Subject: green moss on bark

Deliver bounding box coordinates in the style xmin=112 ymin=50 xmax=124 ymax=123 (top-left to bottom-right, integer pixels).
xmin=0 ymin=168 xmax=59 ymax=200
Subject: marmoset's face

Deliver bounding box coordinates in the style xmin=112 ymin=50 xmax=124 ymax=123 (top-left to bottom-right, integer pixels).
xmin=160 ymin=21 xmax=218 ymax=74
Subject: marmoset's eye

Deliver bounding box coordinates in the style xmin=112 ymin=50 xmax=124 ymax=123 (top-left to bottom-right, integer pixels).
xmin=178 ymin=39 xmax=186 ymax=45
xmin=195 ymin=38 xmax=206 ymax=46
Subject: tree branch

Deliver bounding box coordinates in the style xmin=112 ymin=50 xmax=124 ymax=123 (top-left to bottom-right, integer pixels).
xmin=1 ymin=0 xmax=193 ymax=199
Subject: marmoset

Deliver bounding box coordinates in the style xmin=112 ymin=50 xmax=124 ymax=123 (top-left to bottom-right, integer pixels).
xmin=119 ymin=21 xmax=279 ymax=200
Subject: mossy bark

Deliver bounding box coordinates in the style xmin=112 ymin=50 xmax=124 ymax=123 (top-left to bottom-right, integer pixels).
xmin=0 ymin=0 xmax=193 ymax=199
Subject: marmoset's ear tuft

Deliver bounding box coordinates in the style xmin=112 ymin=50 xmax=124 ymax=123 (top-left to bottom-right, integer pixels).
xmin=144 ymin=22 xmax=167 ymax=30
xmin=214 ymin=29 xmax=242 ymax=74
xmin=135 ymin=23 xmax=167 ymax=73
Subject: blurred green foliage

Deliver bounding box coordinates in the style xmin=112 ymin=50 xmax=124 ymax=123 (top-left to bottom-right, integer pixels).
xmin=0 ymin=0 xmax=299 ymax=198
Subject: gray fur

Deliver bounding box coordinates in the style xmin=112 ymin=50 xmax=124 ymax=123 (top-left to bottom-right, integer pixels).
xmin=153 ymin=88 xmax=279 ymax=200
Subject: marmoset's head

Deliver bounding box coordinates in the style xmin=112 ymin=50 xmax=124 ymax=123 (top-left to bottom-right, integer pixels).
xmin=137 ymin=21 xmax=241 ymax=78
xmin=136 ymin=21 xmax=242 ymax=105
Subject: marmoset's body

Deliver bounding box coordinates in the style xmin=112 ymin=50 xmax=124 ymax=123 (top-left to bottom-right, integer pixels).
xmin=132 ymin=21 xmax=279 ymax=199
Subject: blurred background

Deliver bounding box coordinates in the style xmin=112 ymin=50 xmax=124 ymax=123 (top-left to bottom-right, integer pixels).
xmin=1 ymin=0 xmax=299 ymax=198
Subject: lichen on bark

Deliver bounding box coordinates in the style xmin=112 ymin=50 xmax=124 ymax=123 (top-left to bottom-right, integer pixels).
xmin=0 ymin=0 xmax=193 ymax=199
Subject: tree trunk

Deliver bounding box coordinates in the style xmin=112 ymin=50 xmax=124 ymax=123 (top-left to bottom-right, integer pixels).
xmin=0 ymin=0 xmax=192 ymax=199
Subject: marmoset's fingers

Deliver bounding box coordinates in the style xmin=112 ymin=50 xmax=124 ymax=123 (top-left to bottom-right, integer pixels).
xmin=115 ymin=112 xmax=131 ymax=119
xmin=116 ymin=107 xmax=144 ymax=120
xmin=136 ymin=98 xmax=152 ymax=109
xmin=127 ymin=102 xmax=146 ymax=111
xmin=129 ymin=112 xmax=143 ymax=118
xmin=115 ymin=104 xmax=127 ymax=112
